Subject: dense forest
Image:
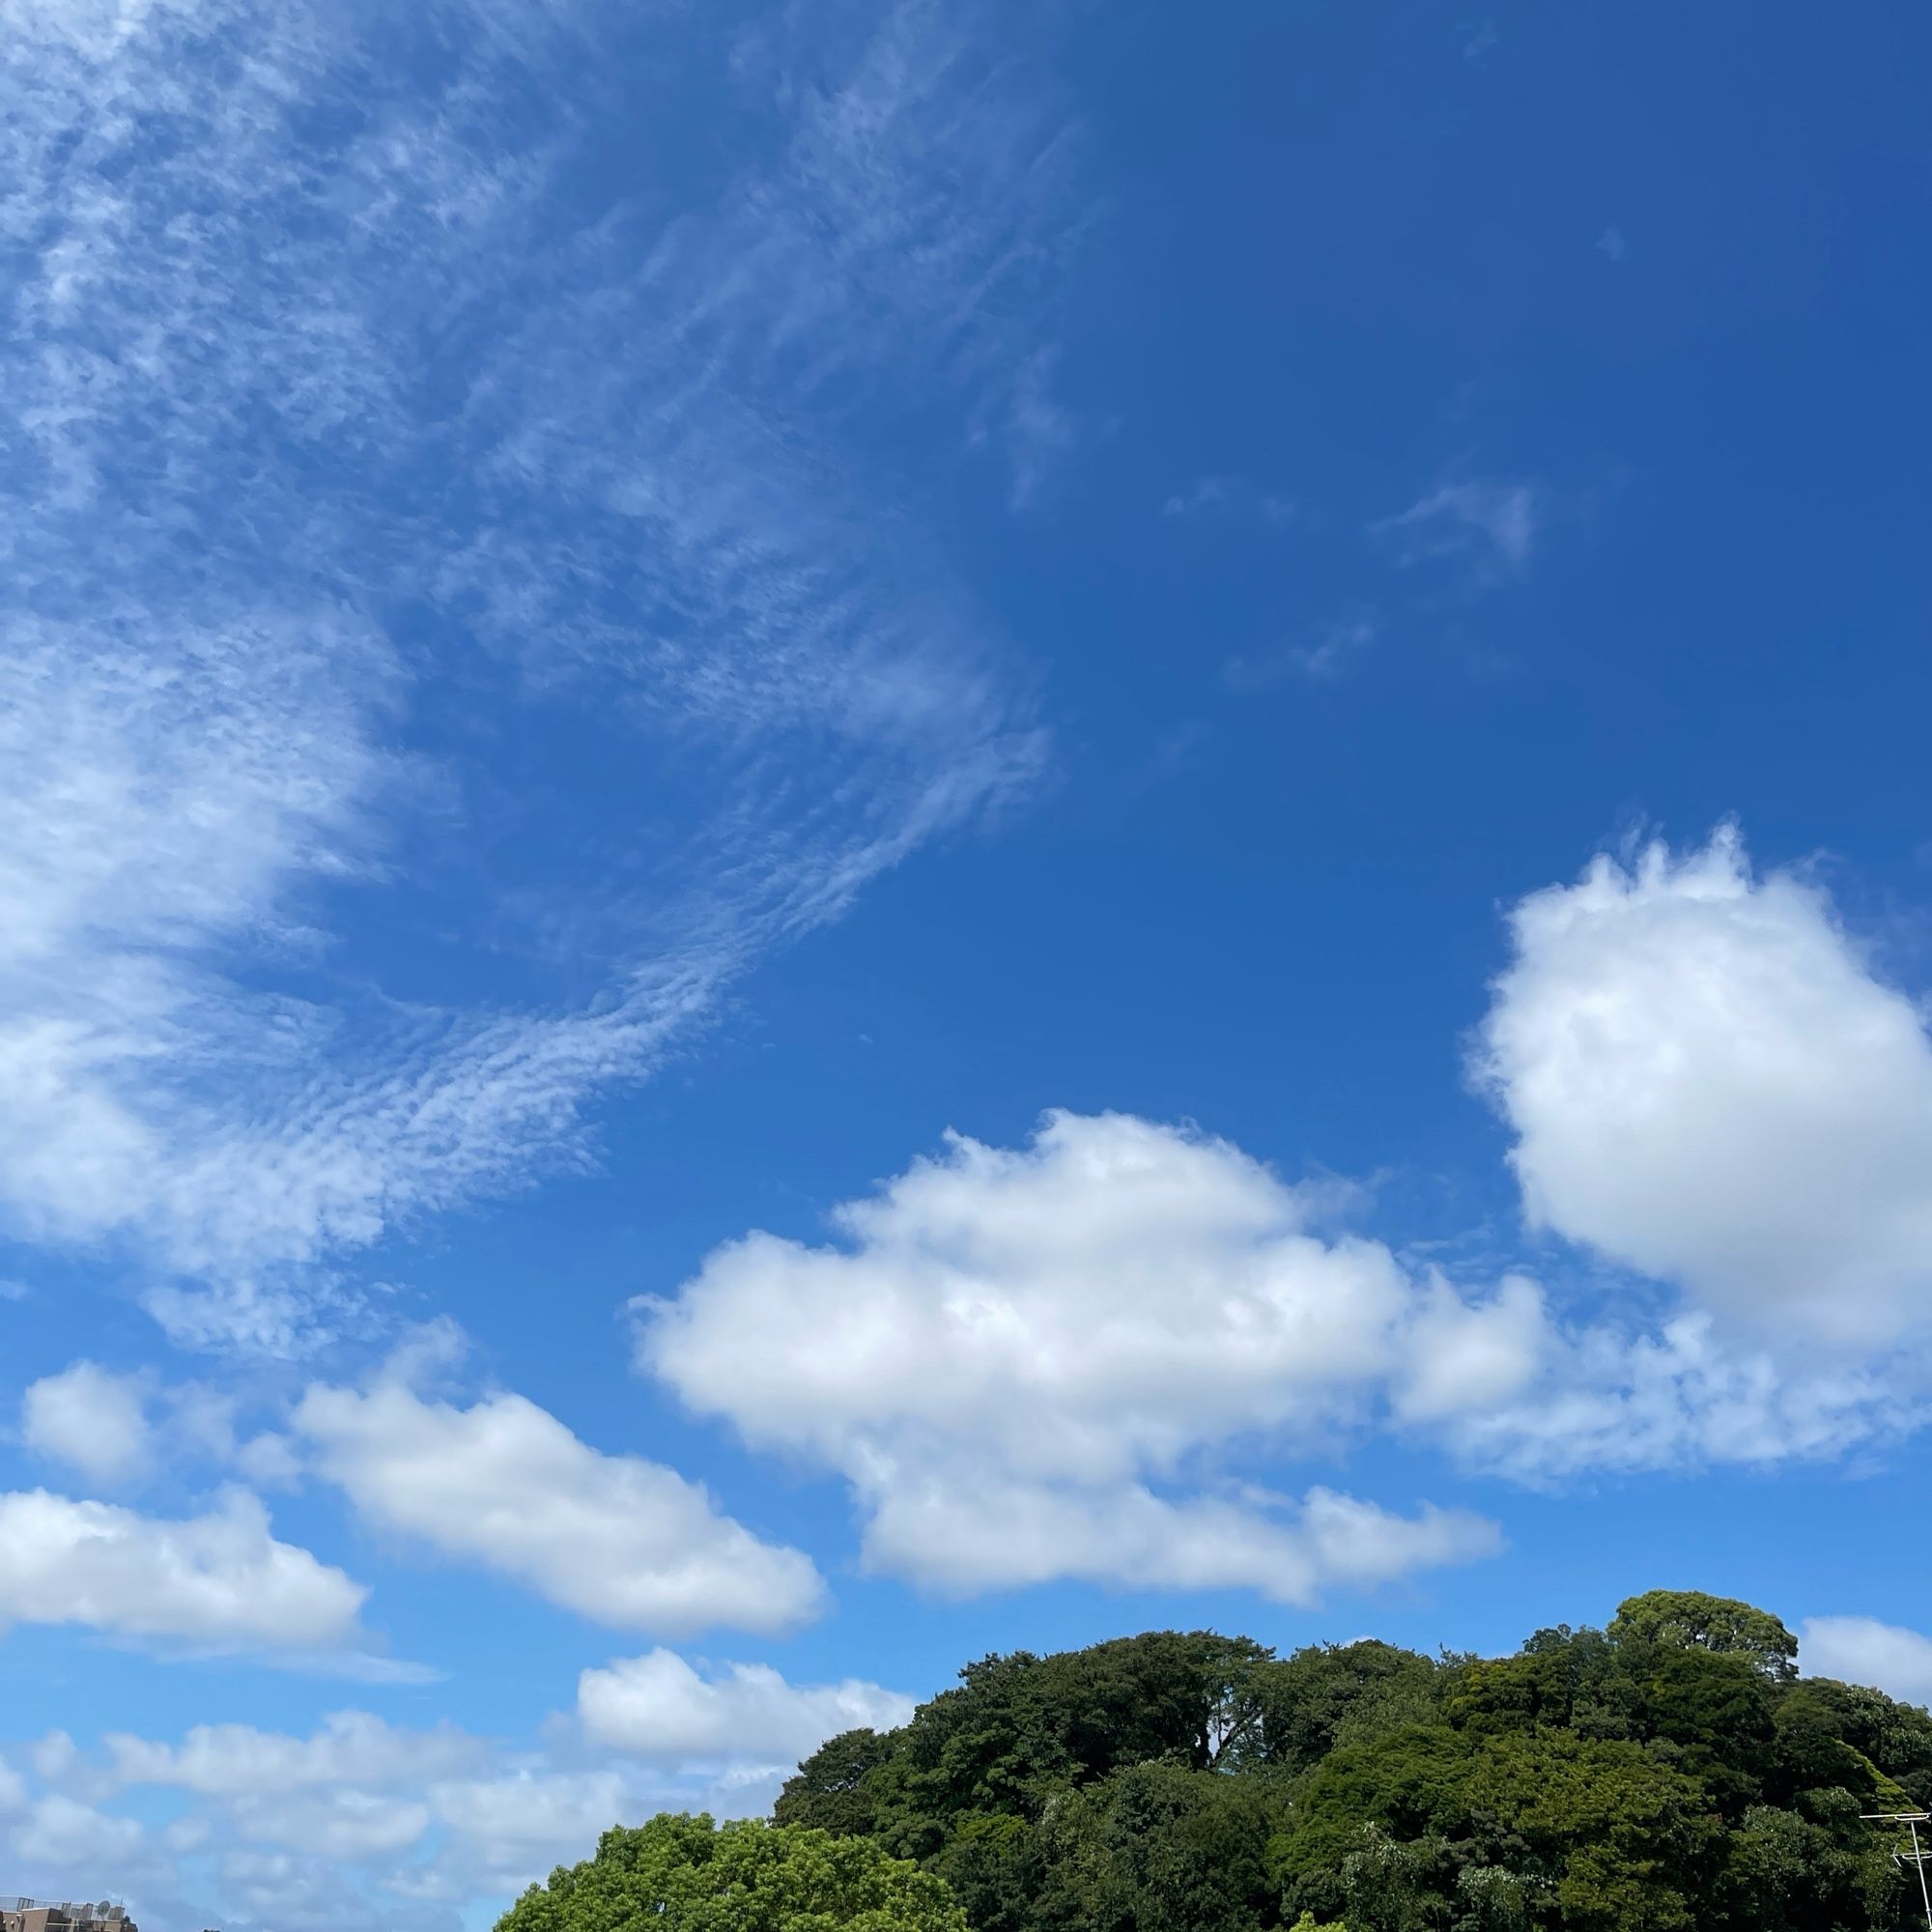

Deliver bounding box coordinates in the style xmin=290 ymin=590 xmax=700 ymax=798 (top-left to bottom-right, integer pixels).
xmin=504 ymin=1590 xmax=1932 ymax=1932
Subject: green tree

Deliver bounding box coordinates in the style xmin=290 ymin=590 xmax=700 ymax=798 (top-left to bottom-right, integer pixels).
xmin=1791 ymin=1679 xmax=1932 ymax=1805
xmin=795 ymin=1632 xmax=1278 ymax=1866
xmin=1461 ymin=1731 xmax=1722 ymax=1932
xmin=497 ymin=1814 xmax=967 ymax=1932
xmin=1442 ymin=1629 xmax=1636 ymax=1743
xmin=762 ymin=1591 xmax=1932 ymax=1932
xmin=1269 ymin=1725 xmax=1475 ymax=1924
xmin=1250 ymin=1642 xmax=1440 ymax=1776
xmin=1336 ymin=1820 xmax=1456 ymax=1932
xmin=779 ymin=1730 xmax=901 ymax=1838
xmin=1606 ymin=1592 xmax=1799 ymax=1682
xmin=1036 ymin=1761 xmax=1286 ymax=1932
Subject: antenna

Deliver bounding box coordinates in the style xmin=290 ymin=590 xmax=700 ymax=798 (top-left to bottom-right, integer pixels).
xmin=1863 ymin=1810 xmax=1932 ymax=1932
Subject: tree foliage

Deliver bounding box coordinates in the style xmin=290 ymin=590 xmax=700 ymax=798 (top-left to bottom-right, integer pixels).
xmin=497 ymin=1815 xmax=967 ymax=1932
xmin=763 ymin=1593 xmax=1932 ymax=1932
xmin=1605 ymin=1590 xmax=1800 ymax=1682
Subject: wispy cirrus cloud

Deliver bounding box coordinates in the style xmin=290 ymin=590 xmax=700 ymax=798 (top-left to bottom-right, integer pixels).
xmin=1161 ymin=473 xmax=1295 ymax=525
xmin=1222 ymin=614 xmax=1378 ymax=691
xmin=1378 ymin=476 xmax=1542 ymax=577
xmin=0 ymin=0 xmax=1082 ymax=1349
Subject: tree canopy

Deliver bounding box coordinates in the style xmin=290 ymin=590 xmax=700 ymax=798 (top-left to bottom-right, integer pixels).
xmin=497 ymin=1814 xmax=967 ymax=1932
xmin=764 ymin=1589 xmax=1931 ymax=1932
xmin=1605 ymin=1590 xmax=1802 ymax=1682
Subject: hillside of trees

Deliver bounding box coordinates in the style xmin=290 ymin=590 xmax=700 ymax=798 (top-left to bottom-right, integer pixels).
xmin=500 ymin=1589 xmax=1932 ymax=1932
xmin=763 ymin=1590 xmax=1932 ymax=1932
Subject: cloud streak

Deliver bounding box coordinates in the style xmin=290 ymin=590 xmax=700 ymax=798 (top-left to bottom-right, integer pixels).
xmin=1378 ymin=477 xmax=1541 ymax=576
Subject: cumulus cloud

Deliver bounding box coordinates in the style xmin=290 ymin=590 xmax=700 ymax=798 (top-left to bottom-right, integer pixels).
xmin=1801 ymin=1616 xmax=1932 ymax=1704
xmin=21 ymin=1358 xmax=307 ymax=1493
xmin=640 ymin=1110 xmax=1509 ymax=1601
xmin=1390 ymin=1276 xmax=1551 ymax=1425
xmin=861 ymin=1475 xmax=1500 ymax=1602
xmin=0 ymin=1488 xmax=368 ymax=1653
xmin=578 ymin=1650 xmax=913 ymax=1762
xmin=429 ymin=1767 xmax=630 ymax=1855
xmin=105 ymin=1712 xmax=484 ymax=1797
xmin=22 ymin=1360 xmax=155 ymax=1486
xmin=295 ymin=1345 xmax=823 ymax=1636
xmin=1478 ymin=827 xmax=1932 ymax=1344
xmin=44 ymin=1718 xmax=616 ymax=1905
xmin=30 ymin=1671 xmax=863 ymax=1921
xmin=10 ymin=1795 xmax=145 ymax=1871
xmin=639 ymin=1097 xmax=1922 ymax=1514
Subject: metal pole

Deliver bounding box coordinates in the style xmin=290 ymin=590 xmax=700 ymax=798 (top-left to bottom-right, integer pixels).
xmin=1912 ymin=1817 xmax=1932 ymax=1932
xmin=1861 ymin=1811 xmax=1932 ymax=1932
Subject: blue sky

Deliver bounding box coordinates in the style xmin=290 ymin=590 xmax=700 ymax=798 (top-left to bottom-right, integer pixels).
xmin=3 ymin=0 xmax=1931 ymax=1925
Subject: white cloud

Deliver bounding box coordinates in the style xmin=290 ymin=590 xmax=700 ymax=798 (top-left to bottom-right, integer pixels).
xmin=638 ymin=1098 xmax=1916 ymax=1518
xmin=1380 ymin=478 xmax=1540 ymax=574
xmin=25 ymin=1676 xmax=837 ymax=1921
xmin=860 ymin=1474 xmax=1500 ymax=1602
xmin=22 ymin=1360 xmax=155 ymax=1486
xmin=645 ymin=1112 xmax=1413 ymax=1476
xmin=1478 ymin=827 xmax=1932 ymax=1344
xmin=1390 ymin=1276 xmax=1551 ymax=1425
xmin=105 ymin=1711 xmax=483 ymax=1797
xmin=226 ymin=1789 xmax=434 ymax=1862
xmin=578 ymin=1649 xmax=913 ymax=1763
xmin=295 ymin=1346 xmax=824 ymax=1636
xmin=20 ymin=1360 xmax=309 ymax=1499
xmin=1434 ymin=1310 xmax=1916 ymax=1480
xmin=1224 ymin=616 xmax=1378 ymax=692
xmin=427 ymin=1767 xmax=635 ymax=1891
xmin=31 ymin=1734 xmax=81 ymax=1790
xmin=9 ymin=1795 xmax=145 ymax=1871
xmin=640 ymin=1110 xmax=1508 ymax=1601
xmin=1161 ymin=475 xmax=1295 ymax=524
xmin=213 ymin=1846 xmax=433 ymax=1932
xmin=1004 ymin=348 xmax=1078 ymax=510
xmin=0 ymin=1487 xmax=368 ymax=1652
xmin=1801 ymin=1616 xmax=1932 ymax=1704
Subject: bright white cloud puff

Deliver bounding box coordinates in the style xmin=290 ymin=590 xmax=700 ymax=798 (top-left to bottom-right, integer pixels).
xmin=1480 ymin=826 xmax=1932 ymax=1344
xmin=640 ymin=1109 xmax=1513 ymax=1600
xmin=296 ymin=1338 xmax=826 ymax=1637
